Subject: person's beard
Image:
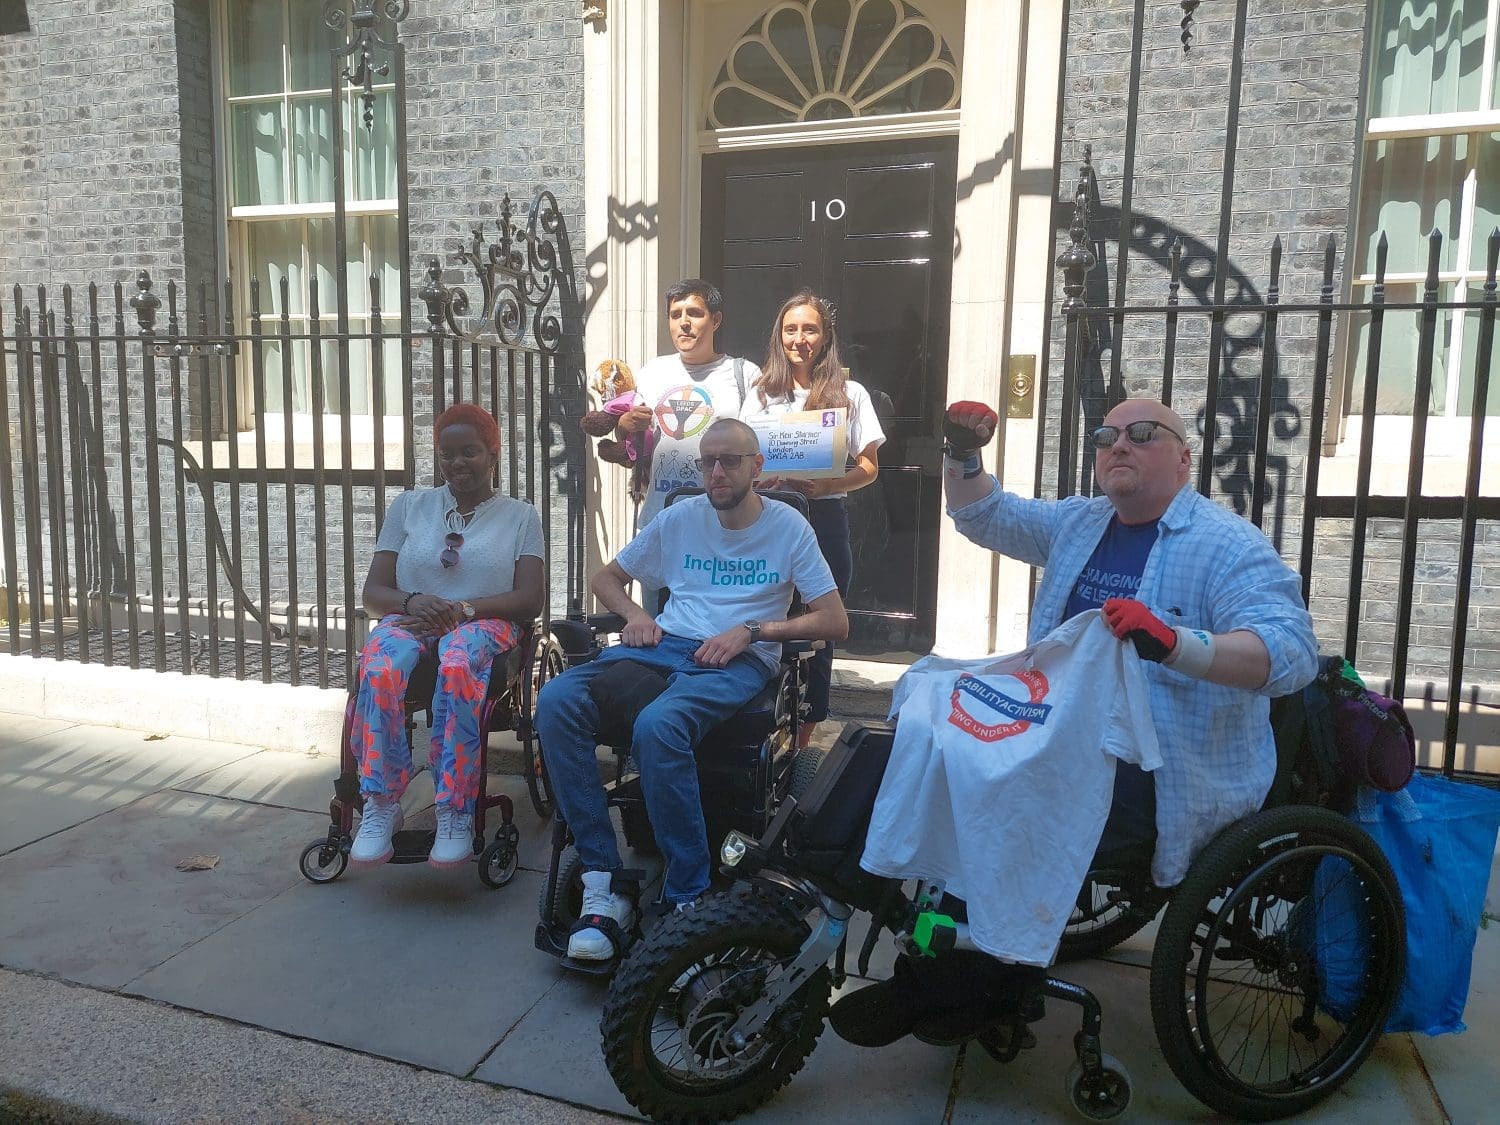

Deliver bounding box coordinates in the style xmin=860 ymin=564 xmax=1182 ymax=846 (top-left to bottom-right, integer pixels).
xmin=708 ymin=478 xmax=753 ymax=510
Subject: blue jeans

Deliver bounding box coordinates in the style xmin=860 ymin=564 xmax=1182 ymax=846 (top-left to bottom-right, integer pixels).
xmin=535 ymin=634 xmax=772 ymax=903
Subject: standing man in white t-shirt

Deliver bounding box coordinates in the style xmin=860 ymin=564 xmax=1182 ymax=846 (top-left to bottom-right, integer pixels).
xmin=536 ymin=419 xmax=847 ymax=963
xmin=613 ymin=279 xmax=762 ymax=526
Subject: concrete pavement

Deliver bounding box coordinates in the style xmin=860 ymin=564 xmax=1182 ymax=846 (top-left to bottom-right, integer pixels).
xmin=0 ymin=706 xmax=1495 ymax=1123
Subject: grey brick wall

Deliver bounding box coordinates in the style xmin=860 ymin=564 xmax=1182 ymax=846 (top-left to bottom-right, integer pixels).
xmin=1051 ymin=0 xmax=1496 ymax=697
xmin=1 ymin=1 xmax=589 ymax=665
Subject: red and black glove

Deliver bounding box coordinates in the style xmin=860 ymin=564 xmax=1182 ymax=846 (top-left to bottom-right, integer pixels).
xmin=943 ymin=401 xmax=998 ymax=459
xmin=1102 ymin=598 xmax=1178 ymax=663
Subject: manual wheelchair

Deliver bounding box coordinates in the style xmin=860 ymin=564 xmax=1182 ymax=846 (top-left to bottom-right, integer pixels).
xmin=296 ymin=619 xmax=563 ymax=888
xmin=598 ymin=707 xmax=1407 ymax=1122
xmin=534 ymin=488 xmax=824 ymax=975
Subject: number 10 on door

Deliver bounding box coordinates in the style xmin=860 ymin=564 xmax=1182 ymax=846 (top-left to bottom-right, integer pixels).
xmin=810 ymin=198 xmax=847 ymax=222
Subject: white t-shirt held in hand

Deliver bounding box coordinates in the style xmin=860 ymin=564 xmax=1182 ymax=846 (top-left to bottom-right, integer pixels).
xmin=634 ymin=353 xmax=758 ymax=526
xmin=859 ymin=611 xmax=1162 ymax=966
xmin=614 ymin=494 xmax=837 ymax=675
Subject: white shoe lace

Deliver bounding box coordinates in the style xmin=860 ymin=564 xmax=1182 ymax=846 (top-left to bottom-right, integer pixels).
xmin=358 ymin=800 xmax=399 ymax=839
xmin=435 ymin=806 xmax=471 ymax=841
xmin=581 ymin=887 xmax=617 ymax=919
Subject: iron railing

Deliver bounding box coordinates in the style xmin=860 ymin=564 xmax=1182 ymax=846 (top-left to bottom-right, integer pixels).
xmin=1045 ymin=150 xmax=1497 ymax=780
xmin=0 ymin=192 xmax=581 ymax=693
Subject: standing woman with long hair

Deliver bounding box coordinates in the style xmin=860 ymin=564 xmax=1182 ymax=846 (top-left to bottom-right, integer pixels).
xmin=743 ymin=290 xmax=884 ymax=747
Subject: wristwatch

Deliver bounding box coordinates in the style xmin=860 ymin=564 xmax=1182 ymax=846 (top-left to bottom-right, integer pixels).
xmin=460 ymin=600 xmax=477 ymax=621
xmin=743 ymin=620 xmax=761 ymax=643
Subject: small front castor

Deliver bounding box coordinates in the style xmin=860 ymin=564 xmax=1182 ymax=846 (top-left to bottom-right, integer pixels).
xmin=1065 ymin=1053 xmax=1132 ymax=1121
xmin=298 ymin=837 xmax=348 ymax=884
xmin=479 ymin=823 xmax=521 ymax=888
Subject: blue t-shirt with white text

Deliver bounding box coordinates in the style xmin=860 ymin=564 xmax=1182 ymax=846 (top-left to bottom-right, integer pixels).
xmin=1063 ymin=516 xmax=1160 ymax=621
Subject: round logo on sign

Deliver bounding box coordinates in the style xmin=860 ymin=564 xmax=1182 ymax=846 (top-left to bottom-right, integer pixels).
xmin=655 ymin=384 xmax=715 ymax=440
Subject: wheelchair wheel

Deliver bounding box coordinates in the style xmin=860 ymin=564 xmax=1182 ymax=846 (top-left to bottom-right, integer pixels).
xmin=479 ymin=823 xmax=521 ymax=889
xmin=538 ymin=848 xmax=586 ymax=930
xmin=1149 ymin=805 xmax=1404 ymax=1120
xmin=1065 ymin=1053 xmax=1132 ymax=1121
xmin=601 ymin=889 xmax=830 ymax=1123
xmin=524 ymin=638 xmax=564 ymax=819
xmin=788 ymin=746 xmax=823 ymax=800
xmin=1057 ymin=870 xmax=1161 ymax=963
xmin=298 ymin=837 xmax=348 ymax=884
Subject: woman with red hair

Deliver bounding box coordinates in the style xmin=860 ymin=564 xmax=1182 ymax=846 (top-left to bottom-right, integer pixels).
xmin=348 ymin=403 xmax=546 ymax=868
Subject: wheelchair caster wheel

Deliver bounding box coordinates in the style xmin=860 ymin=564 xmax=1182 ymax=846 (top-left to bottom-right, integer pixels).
xmin=479 ymin=838 xmax=519 ymax=888
xmin=1065 ymin=1053 xmax=1131 ymax=1121
xmin=299 ymin=838 xmax=348 ymax=884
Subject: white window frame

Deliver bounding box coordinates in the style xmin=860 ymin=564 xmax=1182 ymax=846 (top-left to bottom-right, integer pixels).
xmin=213 ymin=0 xmax=402 ymax=447
xmin=1331 ymin=0 xmax=1500 ymax=486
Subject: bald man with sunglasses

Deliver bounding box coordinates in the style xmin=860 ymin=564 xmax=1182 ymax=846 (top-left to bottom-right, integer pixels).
xmin=940 ymin=396 xmax=1318 ymax=890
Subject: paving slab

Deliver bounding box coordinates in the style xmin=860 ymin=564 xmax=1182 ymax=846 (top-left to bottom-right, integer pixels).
xmin=0 ymin=789 xmax=317 ymax=989
xmin=0 ymin=725 xmax=256 ymax=855
xmin=949 ymin=958 xmax=1444 ymax=1123
xmin=172 ymin=747 xmax=349 ymax=815
xmin=0 ymin=969 xmax=616 ymax=1125
xmin=473 ymin=969 xmax=635 ymax=1117
xmin=0 ymin=710 xmax=77 ymax=745
xmin=128 ymin=864 xmax=561 ymax=1076
xmin=1405 ymin=837 xmax=1500 ymax=1125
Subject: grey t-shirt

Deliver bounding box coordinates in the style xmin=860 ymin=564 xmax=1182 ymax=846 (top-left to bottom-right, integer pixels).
xmin=374 ymin=485 xmax=545 ymax=603
xmin=615 ymin=494 xmax=836 ymax=676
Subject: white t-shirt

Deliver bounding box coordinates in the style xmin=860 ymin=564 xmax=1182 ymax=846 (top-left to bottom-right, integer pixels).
xmin=859 ymin=611 xmax=1162 ymax=966
xmin=614 ymin=494 xmax=837 ymax=676
xmin=634 ymin=353 xmax=759 ymax=526
xmin=374 ymin=486 xmax=545 ymax=603
xmin=740 ymin=378 xmax=887 ymax=499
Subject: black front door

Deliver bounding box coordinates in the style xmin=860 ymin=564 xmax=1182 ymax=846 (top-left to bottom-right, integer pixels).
xmin=702 ymin=137 xmax=958 ymax=659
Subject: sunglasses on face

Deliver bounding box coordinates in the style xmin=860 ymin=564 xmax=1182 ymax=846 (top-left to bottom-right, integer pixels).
xmin=695 ymin=453 xmax=753 ymax=472
xmin=440 ymin=531 xmax=463 ymax=569
xmin=1090 ymin=420 xmax=1185 ymax=449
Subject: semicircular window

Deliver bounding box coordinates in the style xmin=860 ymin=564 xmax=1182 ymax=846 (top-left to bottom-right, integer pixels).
xmin=708 ymin=0 xmax=960 ymax=129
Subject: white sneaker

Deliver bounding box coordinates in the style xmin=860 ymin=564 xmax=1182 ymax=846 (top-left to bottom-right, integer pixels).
xmin=350 ymin=797 xmax=402 ymax=865
xmin=567 ymin=869 xmax=637 ymax=961
xmin=429 ymin=805 xmax=474 ymax=868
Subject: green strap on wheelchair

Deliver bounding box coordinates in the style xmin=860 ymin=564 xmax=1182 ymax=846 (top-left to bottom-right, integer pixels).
xmin=911 ymin=909 xmax=959 ymax=957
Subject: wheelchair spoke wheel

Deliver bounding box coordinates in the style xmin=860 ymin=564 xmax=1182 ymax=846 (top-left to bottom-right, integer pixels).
xmin=602 ymin=890 xmax=830 ymax=1123
xmin=524 ymin=638 xmax=563 ymax=819
xmin=1150 ymin=806 xmax=1404 ymax=1120
xmin=1057 ymin=869 xmax=1162 ymax=962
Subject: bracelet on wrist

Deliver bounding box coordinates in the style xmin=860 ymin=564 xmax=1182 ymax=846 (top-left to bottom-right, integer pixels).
xmin=401 ymin=590 xmax=419 ymax=614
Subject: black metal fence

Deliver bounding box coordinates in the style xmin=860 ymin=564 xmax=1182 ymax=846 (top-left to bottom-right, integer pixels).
xmin=1044 ymin=151 xmax=1497 ymax=780
xmin=0 ymin=192 xmax=581 ymax=693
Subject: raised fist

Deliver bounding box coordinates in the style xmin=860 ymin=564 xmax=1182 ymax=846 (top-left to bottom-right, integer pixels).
xmin=943 ymin=401 xmax=998 ymax=459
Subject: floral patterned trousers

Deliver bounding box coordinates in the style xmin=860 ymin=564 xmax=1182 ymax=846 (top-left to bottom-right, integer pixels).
xmin=350 ymin=615 xmax=521 ymax=814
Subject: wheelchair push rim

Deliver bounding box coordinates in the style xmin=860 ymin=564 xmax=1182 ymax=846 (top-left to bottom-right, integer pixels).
xmin=1149 ymin=805 xmax=1405 ymax=1120
xmin=523 ymin=636 xmax=564 ymax=819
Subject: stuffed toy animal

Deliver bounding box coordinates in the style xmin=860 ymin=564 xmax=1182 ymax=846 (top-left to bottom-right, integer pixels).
xmin=581 ymin=359 xmax=653 ymax=500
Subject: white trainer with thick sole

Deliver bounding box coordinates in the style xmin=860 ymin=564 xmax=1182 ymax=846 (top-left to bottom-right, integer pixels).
xmin=350 ymin=798 xmax=403 ymax=865
xmin=567 ymin=869 xmax=637 ymax=960
xmin=429 ymin=805 xmax=474 ymax=868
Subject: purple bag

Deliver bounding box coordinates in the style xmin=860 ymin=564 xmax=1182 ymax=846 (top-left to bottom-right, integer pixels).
xmin=1324 ymin=664 xmax=1416 ymax=793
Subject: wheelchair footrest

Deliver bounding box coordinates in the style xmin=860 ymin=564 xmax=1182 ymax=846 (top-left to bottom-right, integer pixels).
xmin=388 ymin=829 xmax=437 ymax=863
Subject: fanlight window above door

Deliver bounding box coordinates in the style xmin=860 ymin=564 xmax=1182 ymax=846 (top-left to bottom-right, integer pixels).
xmin=708 ymin=0 xmax=960 ymax=129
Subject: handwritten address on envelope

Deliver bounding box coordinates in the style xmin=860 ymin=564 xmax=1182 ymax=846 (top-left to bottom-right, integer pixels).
xmin=746 ymin=408 xmax=848 ymax=480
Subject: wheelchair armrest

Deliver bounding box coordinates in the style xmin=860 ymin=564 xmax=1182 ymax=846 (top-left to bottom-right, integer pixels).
xmin=586 ymin=612 xmax=627 ymax=634
xmin=781 ymin=639 xmax=823 ymax=661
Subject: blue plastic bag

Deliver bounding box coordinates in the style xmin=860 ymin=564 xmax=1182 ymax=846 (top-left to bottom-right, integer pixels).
xmin=1316 ymin=773 xmax=1500 ymax=1035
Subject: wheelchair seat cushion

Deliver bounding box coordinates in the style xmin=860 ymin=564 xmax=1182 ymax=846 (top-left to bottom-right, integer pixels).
xmin=588 ymin=659 xmax=669 ymax=746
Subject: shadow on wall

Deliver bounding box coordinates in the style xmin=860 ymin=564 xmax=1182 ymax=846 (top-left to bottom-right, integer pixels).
xmin=0 ymin=2 xmax=29 ymax=35
xmin=1055 ymin=183 xmax=1304 ymax=548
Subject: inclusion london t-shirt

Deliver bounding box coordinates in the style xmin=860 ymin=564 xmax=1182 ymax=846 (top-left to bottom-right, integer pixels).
xmin=614 ymin=494 xmax=837 ymax=675
xmin=634 ymin=353 xmax=760 ymax=527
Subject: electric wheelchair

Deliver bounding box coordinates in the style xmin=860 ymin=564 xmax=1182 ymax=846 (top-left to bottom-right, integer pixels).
xmin=296 ymin=619 xmax=563 ymax=888
xmin=597 ymin=696 xmax=1407 ymax=1121
xmin=534 ymin=488 xmax=824 ymax=975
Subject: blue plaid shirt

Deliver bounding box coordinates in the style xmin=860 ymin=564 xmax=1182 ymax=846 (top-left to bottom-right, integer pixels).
xmin=950 ymin=481 xmax=1319 ymax=885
